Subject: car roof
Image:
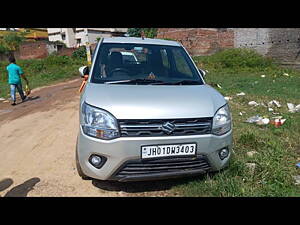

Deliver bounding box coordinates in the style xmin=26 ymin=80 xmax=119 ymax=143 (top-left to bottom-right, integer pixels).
xmin=102 ymin=37 xmax=182 ymax=47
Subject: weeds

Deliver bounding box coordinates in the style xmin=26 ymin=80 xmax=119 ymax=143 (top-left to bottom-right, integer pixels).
xmin=0 ymin=55 xmax=85 ymax=98
xmin=171 ymin=49 xmax=300 ymax=196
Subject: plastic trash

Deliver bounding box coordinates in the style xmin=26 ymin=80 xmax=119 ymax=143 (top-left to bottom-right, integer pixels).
xmin=268 ymin=108 xmax=274 ymax=112
xmin=217 ymin=84 xmax=222 ymax=89
xmin=256 ymin=118 xmax=270 ymax=125
xmin=287 ymin=103 xmax=294 ymax=111
xmin=268 ymin=100 xmax=281 ymax=108
xmin=239 ymin=111 xmax=246 ymax=116
xmin=270 ymin=118 xmax=286 ymax=127
xmin=236 ymin=92 xmax=246 ymax=96
xmin=261 ymin=75 xmax=266 ymax=78
xmin=283 ymin=73 xmax=289 ymax=77
xmin=272 ymin=100 xmax=281 ymax=108
xmin=294 ymin=175 xmax=300 ymax=185
xmin=248 ymin=101 xmax=259 ymax=106
xmin=246 ymin=115 xmax=261 ymax=123
xmin=287 ymin=103 xmax=300 ymax=113
xmin=246 ymin=115 xmax=270 ymax=125
xmin=224 ymin=96 xmax=232 ymax=101
xmin=296 ymin=162 xmax=300 ymax=168
xmin=272 ymin=116 xmax=283 ymax=120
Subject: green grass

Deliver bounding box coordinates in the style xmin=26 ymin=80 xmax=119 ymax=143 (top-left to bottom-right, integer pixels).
xmin=0 ymin=55 xmax=85 ymax=98
xmin=171 ymin=49 xmax=300 ymax=197
xmin=0 ymin=49 xmax=299 ymax=196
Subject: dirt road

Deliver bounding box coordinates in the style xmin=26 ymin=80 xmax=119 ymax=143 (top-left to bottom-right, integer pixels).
xmin=0 ymin=79 xmax=183 ymax=197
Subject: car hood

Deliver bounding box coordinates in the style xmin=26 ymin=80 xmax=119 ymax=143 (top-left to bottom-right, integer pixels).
xmin=82 ymin=83 xmax=226 ymax=119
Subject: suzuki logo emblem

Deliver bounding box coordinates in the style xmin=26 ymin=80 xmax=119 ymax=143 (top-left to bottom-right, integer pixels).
xmin=161 ymin=122 xmax=176 ymax=134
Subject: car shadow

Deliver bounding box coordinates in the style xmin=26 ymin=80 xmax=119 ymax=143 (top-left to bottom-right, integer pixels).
xmin=92 ymin=173 xmax=216 ymax=194
xmin=3 ymin=177 xmax=40 ymax=197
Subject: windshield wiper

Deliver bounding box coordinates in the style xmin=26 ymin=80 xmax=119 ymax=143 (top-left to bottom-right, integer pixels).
xmin=105 ymin=79 xmax=165 ymax=85
xmin=151 ymin=80 xmax=203 ymax=85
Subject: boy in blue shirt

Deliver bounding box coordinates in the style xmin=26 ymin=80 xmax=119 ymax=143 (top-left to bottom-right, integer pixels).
xmin=6 ymin=56 xmax=29 ymax=106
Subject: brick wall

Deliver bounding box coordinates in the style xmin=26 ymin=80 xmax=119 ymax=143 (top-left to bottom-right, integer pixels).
xmin=16 ymin=41 xmax=49 ymax=60
xmin=0 ymin=41 xmax=79 ymax=61
xmin=157 ymin=28 xmax=300 ymax=67
xmin=57 ymin=47 xmax=76 ymax=57
xmin=157 ymin=28 xmax=235 ymax=56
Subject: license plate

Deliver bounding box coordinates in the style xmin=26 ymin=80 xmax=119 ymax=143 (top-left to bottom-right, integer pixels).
xmin=141 ymin=143 xmax=197 ymax=159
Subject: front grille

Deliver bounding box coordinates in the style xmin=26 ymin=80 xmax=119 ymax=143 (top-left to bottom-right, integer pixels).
xmin=118 ymin=118 xmax=212 ymax=137
xmin=113 ymin=156 xmax=211 ymax=181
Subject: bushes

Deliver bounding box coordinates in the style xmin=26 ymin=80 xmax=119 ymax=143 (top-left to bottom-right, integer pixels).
xmin=194 ymin=48 xmax=276 ymax=71
xmin=0 ymin=44 xmax=9 ymax=54
xmin=0 ymin=55 xmax=84 ymax=82
xmin=127 ymin=28 xmax=158 ymax=38
xmin=72 ymin=46 xmax=86 ymax=59
xmin=0 ymin=54 xmax=85 ymax=97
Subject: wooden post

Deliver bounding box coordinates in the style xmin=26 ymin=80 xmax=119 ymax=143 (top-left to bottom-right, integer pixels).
xmin=86 ymin=42 xmax=92 ymax=65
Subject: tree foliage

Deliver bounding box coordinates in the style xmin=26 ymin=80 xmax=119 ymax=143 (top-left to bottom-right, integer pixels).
xmin=0 ymin=32 xmax=25 ymax=54
xmin=72 ymin=46 xmax=86 ymax=59
xmin=2 ymin=33 xmax=25 ymax=51
xmin=127 ymin=28 xmax=157 ymax=38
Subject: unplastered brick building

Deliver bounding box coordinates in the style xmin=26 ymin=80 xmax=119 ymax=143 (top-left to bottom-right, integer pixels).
xmin=157 ymin=28 xmax=235 ymax=55
xmin=157 ymin=28 xmax=300 ymax=66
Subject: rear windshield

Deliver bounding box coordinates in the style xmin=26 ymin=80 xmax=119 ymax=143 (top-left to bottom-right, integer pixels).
xmin=91 ymin=43 xmax=203 ymax=85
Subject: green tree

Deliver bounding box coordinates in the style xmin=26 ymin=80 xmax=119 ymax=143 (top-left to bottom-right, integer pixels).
xmin=2 ymin=33 xmax=25 ymax=51
xmin=0 ymin=44 xmax=9 ymax=54
xmin=72 ymin=46 xmax=86 ymax=59
xmin=127 ymin=28 xmax=157 ymax=38
xmin=127 ymin=28 xmax=142 ymax=37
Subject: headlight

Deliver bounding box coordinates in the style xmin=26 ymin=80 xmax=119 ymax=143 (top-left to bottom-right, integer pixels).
xmin=81 ymin=102 xmax=119 ymax=140
xmin=212 ymin=104 xmax=232 ymax=135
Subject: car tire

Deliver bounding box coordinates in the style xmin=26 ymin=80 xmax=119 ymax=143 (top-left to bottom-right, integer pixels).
xmin=76 ymin=140 xmax=91 ymax=180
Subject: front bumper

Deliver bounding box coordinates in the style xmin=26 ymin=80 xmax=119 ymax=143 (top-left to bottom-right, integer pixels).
xmin=77 ymin=126 xmax=233 ymax=181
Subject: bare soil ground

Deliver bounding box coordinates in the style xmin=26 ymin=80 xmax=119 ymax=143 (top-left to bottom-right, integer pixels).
xmin=0 ymin=78 xmax=183 ymax=197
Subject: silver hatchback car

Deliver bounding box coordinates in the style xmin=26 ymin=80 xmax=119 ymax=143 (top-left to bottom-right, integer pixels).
xmin=76 ymin=37 xmax=232 ymax=182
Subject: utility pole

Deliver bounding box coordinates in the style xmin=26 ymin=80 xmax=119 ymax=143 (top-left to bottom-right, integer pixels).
xmin=84 ymin=28 xmax=92 ymax=65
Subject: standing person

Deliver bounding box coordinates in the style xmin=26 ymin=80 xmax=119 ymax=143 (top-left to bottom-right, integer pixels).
xmin=6 ymin=55 xmax=29 ymax=106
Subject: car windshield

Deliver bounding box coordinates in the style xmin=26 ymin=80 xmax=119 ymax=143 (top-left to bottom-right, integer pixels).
xmin=91 ymin=43 xmax=203 ymax=85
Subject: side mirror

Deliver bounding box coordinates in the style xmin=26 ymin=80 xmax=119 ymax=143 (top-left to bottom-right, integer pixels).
xmin=198 ymin=68 xmax=207 ymax=78
xmin=79 ymin=66 xmax=90 ymax=78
